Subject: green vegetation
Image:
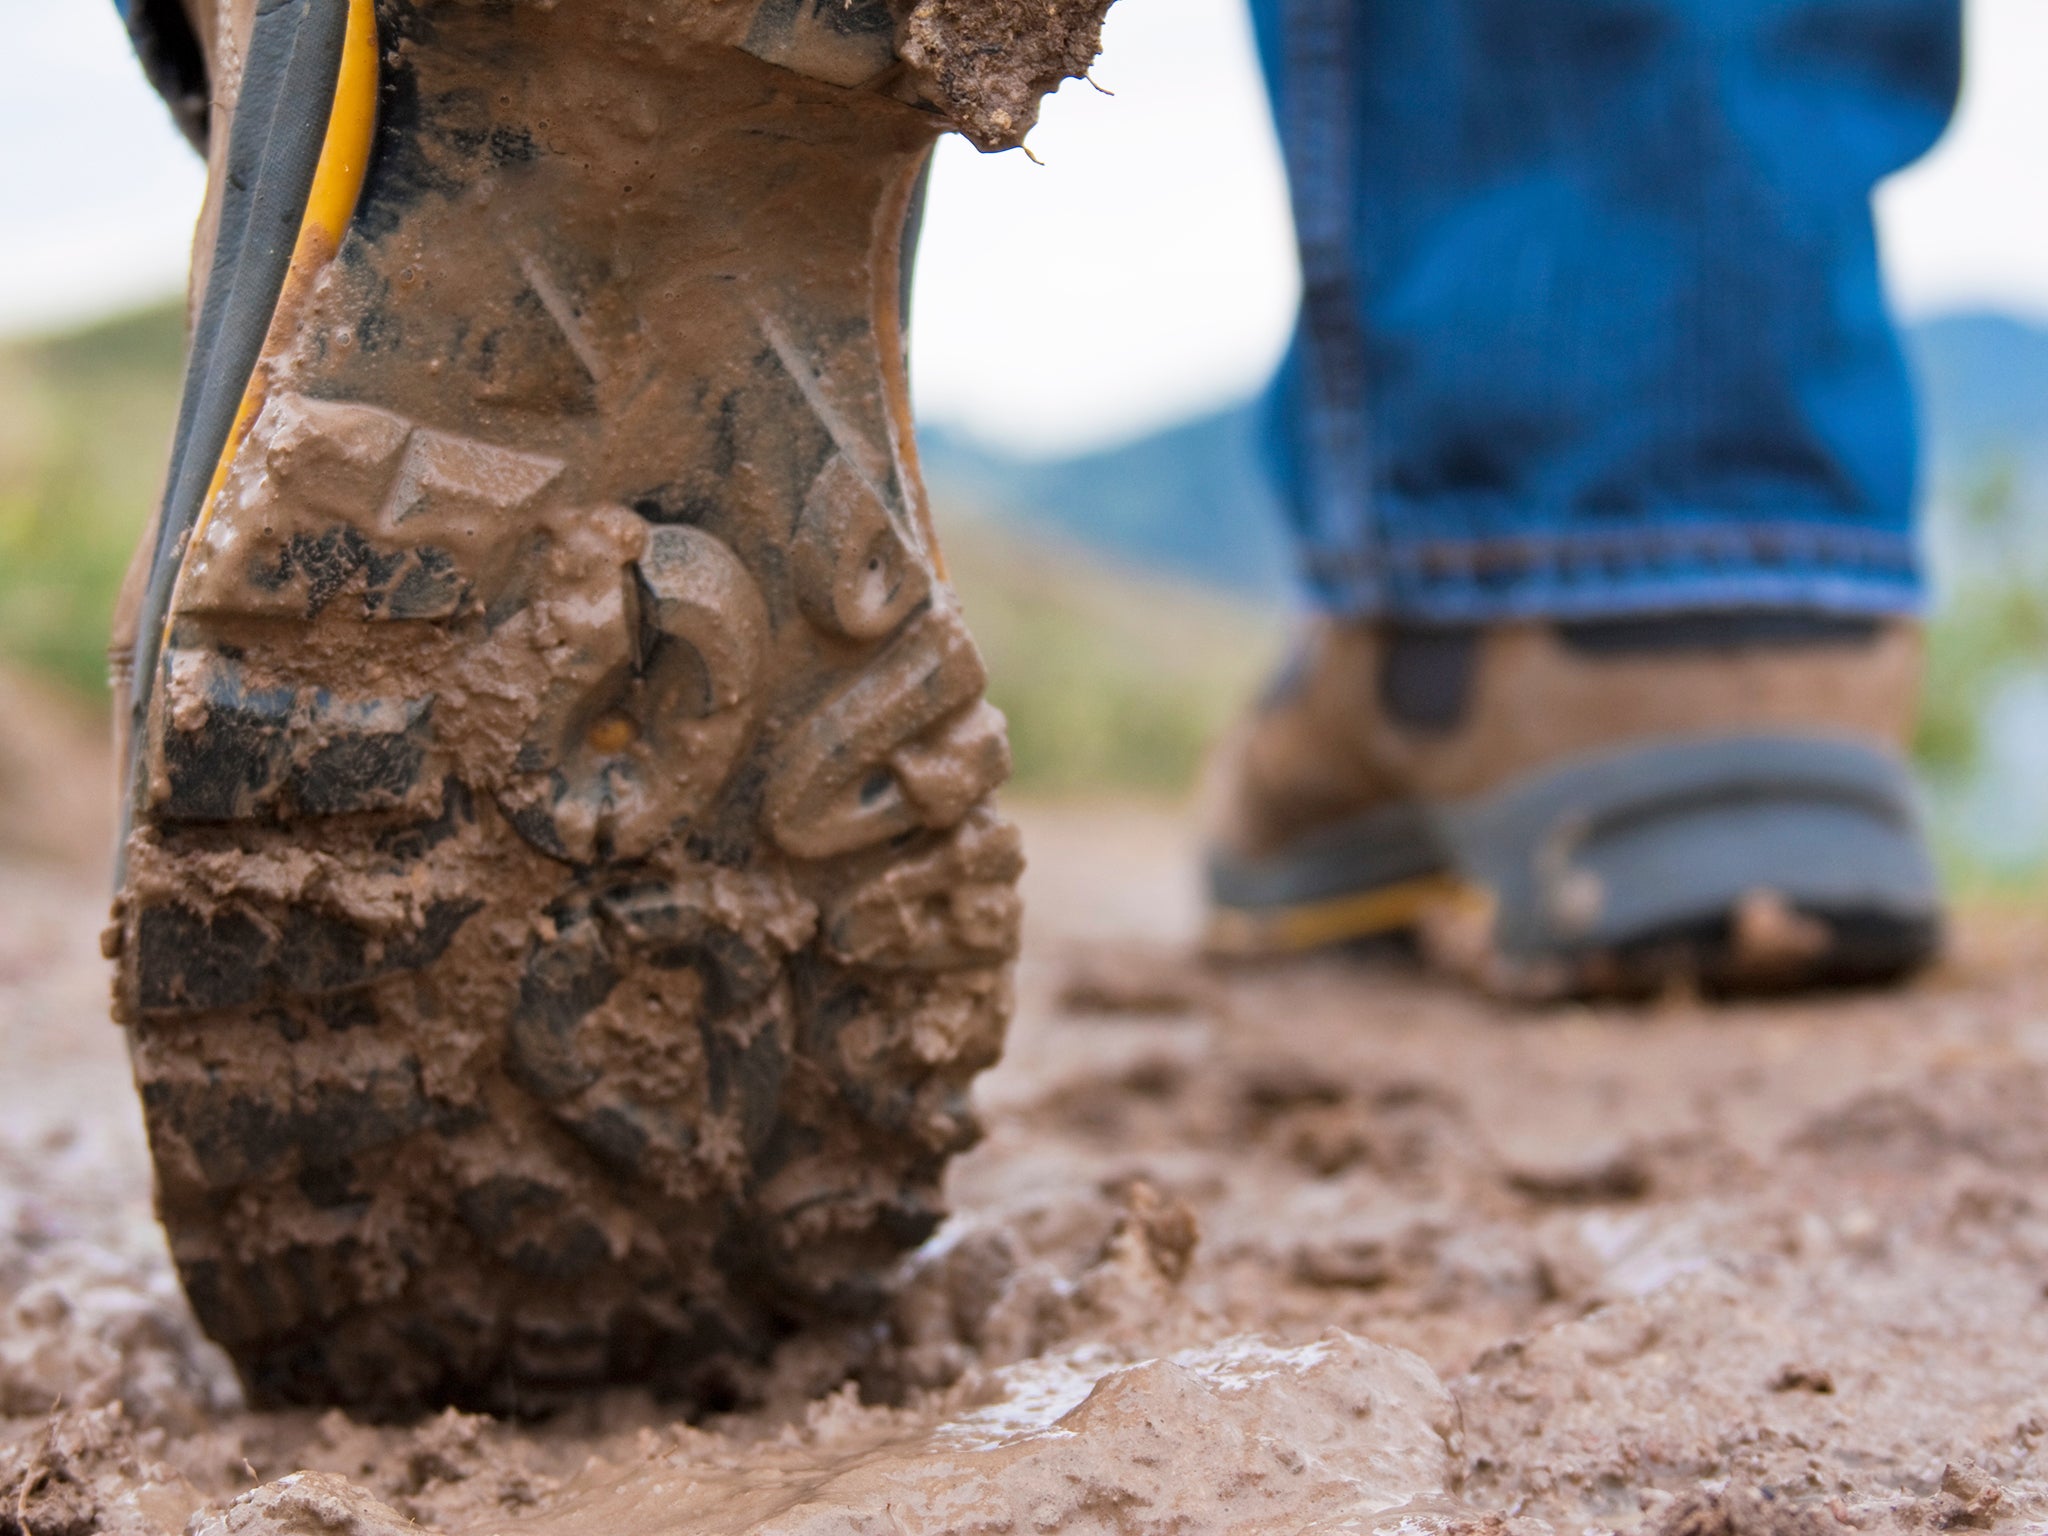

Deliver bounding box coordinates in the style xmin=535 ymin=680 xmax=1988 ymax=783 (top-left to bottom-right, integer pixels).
xmin=1915 ymin=461 xmax=2048 ymax=776
xmin=0 ymin=303 xmax=184 ymax=695
xmin=1911 ymin=459 xmax=2048 ymax=891
xmin=943 ymin=518 xmax=1281 ymax=796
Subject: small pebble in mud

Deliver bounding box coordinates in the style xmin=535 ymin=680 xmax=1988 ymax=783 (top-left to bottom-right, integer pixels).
xmin=1284 ymin=1106 xmax=1374 ymax=1177
xmin=1502 ymin=1141 xmax=1652 ymax=1205
xmin=1769 ymin=1363 xmax=1836 ymax=1394
xmin=1236 ymin=1059 xmax=1350 ymax=1116
xmin=1292 ymin=1237 xmax=1394 ymax=1291
xmin=1055 ymin=944 xmax=1210 ymax=1018
xmin=1115 ymin=1055 xmax=1187 ymax=1100
xmin=1097 ymin=1179 xmax=1200 ymax=1285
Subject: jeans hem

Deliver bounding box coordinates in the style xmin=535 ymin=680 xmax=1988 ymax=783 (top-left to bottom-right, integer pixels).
xmin=1298 ymin=524 xmax=1923 ymax=622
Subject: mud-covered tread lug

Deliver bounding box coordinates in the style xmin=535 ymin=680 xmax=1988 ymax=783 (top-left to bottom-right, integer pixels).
xmin=174 ymin=1258 xmax=238 ymax=1345
xmin=506 ymin=917 xmax=620 ymax=1102
xmin=291 ymin=702 xmax=434 ymax=816
xmin=452 ymin=1175 xmax=564 ymax=1243
xmin=508 ymin=1321 xmax=613 ymax=1385
xmin=133 ymin=898 xmax=480 ymax=1015
xmin=566 ymin=1102 xmax=658 ymax=1178
xmin=135 ymin=905 xmax=273 ymax=1013
xmin=272 ymin=910 xmax=379 ymax=997
xmin=374 ymin=778 xmax=475 ymax=861
xmin=319 ymin=992 xmax=382 ymax=1031
xmin=875 ymin=1193 xmax=945 ymax=1250
xmin=152 ymin=650 xmax=441 ymax=823
xmin=497 ymin=793 xmax=576 ymax=862
xmin=141 ymin=1062 xmax=437 ymax=1189
xmin=454 ymin=1178 xmax=613 ymax=1281
xmin=296 ymin=1159 xmax=369 ymax=1211
xmin=700 ymin=1013 xmax=788 ymax=1153
xmin=154 ymin=676 xmax=295 ymax=821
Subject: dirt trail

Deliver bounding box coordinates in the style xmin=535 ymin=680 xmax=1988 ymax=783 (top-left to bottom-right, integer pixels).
xmin=7 ymin=755 xmax=2048 ymax=1534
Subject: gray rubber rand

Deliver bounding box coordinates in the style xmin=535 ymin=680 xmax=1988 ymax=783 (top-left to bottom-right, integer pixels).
xmin=1433 ymin=735 xmax=1941 ymax=984
xmin=125 ymin=0 xmax=349 ymax=868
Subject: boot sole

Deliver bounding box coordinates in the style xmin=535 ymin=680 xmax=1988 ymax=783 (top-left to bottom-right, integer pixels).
xmin=1206 ymin=735 xmax=1940 ymax=997
xmin=1433 ymin=733 xmax=1942 ymax=998
xmin=113 ymin=0 xmax=1018 ymax=1415
xmin=1203 ymin=800 xmax=1462 ymax=957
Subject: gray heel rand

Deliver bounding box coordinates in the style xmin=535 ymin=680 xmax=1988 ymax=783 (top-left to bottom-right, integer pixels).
xmin=1433 ymin=735 xmax=1940 ymax=964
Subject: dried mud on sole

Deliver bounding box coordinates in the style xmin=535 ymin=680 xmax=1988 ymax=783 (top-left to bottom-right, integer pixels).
xmin=7 ymin=802 xmax=2048 ymax=1535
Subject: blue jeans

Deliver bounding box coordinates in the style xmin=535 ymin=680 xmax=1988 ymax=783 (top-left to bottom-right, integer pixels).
xmin=1249 ymin=0 xmax=1961 ymax=622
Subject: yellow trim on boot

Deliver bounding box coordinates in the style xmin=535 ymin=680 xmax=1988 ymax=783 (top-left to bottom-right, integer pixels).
xmin=185 ymin=0 xmax=379 ymax=569
xmin=1204 ymin=873 xmax=1478 ymax=959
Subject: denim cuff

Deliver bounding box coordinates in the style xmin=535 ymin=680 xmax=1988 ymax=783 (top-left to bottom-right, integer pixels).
xmin=1298 ymin=521 xmax=1924 ymax=624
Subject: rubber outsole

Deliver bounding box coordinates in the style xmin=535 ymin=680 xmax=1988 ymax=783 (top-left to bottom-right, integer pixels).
xmin=1206 ymin=734 xmax=1941 ymax=998
xmin=1203 ymin=800 xmax=1458 ymax=957
xmin=114 ymin=1 xmax=1020 ymax=1416
xmin=1433 ymin=733 xmax=1942 ymax=997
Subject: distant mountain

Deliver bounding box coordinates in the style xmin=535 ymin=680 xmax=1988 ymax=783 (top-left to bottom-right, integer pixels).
xmin=925 ymin=312 xmax=2048 ymax=604
xmin=921 ymin=407 xmax=1296 ymax=607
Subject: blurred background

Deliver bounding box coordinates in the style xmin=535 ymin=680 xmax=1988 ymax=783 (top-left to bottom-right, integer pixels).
xmin=2 ymin=0 xmax=2046 ymax=885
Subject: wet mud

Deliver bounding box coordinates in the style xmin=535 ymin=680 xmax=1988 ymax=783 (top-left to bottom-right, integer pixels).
xmin=10 ymin=791 xmax=2048 ymax=1534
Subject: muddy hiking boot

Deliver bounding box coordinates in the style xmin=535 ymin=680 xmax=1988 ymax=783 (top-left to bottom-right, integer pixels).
xmin=1204 ymin=614 xmax=1943 ymax=997
xmin=107 ymin=0 xmax=1113 ymax=1415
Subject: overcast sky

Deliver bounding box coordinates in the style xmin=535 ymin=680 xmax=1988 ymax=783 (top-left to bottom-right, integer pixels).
xmin=4 ymin=0 xmax=2044 ymax=456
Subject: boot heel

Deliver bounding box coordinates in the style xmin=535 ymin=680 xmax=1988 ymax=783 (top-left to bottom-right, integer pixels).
xmin=1434 ymin=735 xmax=1942 ymax=997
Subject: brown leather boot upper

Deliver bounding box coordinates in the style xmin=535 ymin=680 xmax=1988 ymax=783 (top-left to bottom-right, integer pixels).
xmin=1206 ymin=615 xmax=1923 ymax=868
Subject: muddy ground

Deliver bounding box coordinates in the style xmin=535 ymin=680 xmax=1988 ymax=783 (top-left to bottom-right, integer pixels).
xmin=6 ymin=691 xmax=2048 ymax=1536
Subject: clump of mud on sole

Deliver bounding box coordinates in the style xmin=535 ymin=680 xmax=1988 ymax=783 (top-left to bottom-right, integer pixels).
xmin=901 ymin=0 xmax=1119 ymax=150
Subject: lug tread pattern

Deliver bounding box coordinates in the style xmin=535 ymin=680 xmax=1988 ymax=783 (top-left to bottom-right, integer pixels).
xmin=122 ymin=37 xmax=1016 ymax=1406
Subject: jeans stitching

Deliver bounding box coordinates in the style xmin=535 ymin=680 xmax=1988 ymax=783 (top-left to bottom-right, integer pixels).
xmin=1279 ymin=0 xmax=1377 ymax=598
xmin=1300 ymin=522 xmax=1920 ymax=579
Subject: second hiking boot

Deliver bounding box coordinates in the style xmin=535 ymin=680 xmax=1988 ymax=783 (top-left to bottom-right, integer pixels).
xmin=107 ymin=0 xmax=1111 ymax=1415
xmin=1204 ymin=614 xmax=1941 ymax=996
